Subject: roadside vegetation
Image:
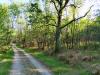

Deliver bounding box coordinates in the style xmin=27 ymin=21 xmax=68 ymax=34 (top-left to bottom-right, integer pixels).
xmin=0 ymin=4 xmax=14 ymax=75
xmin=0 ymin=47 xmax=13 ymax=75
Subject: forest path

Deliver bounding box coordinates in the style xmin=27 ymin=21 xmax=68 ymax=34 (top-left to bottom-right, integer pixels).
xmin=10 ymin=44 xmax=53 ymax=75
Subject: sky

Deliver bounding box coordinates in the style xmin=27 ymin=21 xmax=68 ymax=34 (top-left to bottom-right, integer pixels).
xmin=0 ymin=0 xmax=29 ymax=4
xmin=80 ymin=0 xmax=100 ymax=17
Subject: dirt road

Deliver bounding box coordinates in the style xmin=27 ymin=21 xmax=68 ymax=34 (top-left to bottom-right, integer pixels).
xmin=10 ymin=45 xmax=53 ymax=75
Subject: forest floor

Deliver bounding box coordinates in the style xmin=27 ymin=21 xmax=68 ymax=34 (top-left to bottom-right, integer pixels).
xmin=10 ymin=44 xmax=53 ymax=75
xmin=22 ymin=47 xmax=100 ymax=75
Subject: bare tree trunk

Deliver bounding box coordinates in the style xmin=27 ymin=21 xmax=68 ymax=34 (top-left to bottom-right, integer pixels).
xmin=55 ymin=11 xmax=62 ymax=53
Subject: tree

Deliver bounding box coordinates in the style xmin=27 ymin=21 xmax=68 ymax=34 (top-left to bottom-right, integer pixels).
xmin=27 ymin=2 xmax=55 ymax=49
xmin=9 ymin=3 xmax=20 ymax=28
xmin=50 ymin=0 xmax=93 ymax=53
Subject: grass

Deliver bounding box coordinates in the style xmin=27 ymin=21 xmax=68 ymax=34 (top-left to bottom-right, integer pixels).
xmin=0 ymin=48 xmax=14 ymax=75
xmin=22 ymin=47 xmax=92 ymax=75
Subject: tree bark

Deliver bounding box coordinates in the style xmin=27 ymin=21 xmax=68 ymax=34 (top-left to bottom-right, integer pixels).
xmin=55 ymin=27 xmax=61 ymax=53
xmin=55 ymin=10 xmax=62 ymax=53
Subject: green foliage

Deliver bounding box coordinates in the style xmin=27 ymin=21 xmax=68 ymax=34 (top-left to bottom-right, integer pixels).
xmin=0 ymin=5 xmax=12 ymax=52
xmin=9 ymin=3 xmax=20 ymax=16
xmin=0 ymin=48 xmax=13 ymax=75
xmin=28 ymin=3 xmax=42 ymax=24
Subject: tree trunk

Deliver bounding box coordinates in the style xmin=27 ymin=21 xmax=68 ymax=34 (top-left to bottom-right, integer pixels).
xmin=55 ymin=27 xmax=61 ymax=53
xmin=55 ymin=11 xmax=62 ymax=53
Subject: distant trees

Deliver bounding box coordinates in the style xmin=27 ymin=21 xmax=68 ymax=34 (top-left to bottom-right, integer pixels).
xmin=26 ymin=2 xmax=55 ymax=50
xmin=0 ymin=0 xmax=100 ymax=54
xmin=12 ymin=0 xmax=100 ymax=54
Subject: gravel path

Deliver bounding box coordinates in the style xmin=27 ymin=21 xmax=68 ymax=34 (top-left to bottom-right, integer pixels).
xmin=10 ymin=45 xmax=53 ymax=75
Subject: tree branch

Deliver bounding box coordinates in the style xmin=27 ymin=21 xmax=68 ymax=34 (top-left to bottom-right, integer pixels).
xmin=47 ymin=24 xmax=57 ymax=27
xmin=60 ymin=0 xmax=69 ymax=11
xmin=60 ymin=5 xmax=93 ymax=29
xmin=55 ymin=0 xmax=60 ymax=5
xmin=66 ymin=4 xmax=81 ymax=8
xmin=51 ymin=0 xmax=58 ymax=12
